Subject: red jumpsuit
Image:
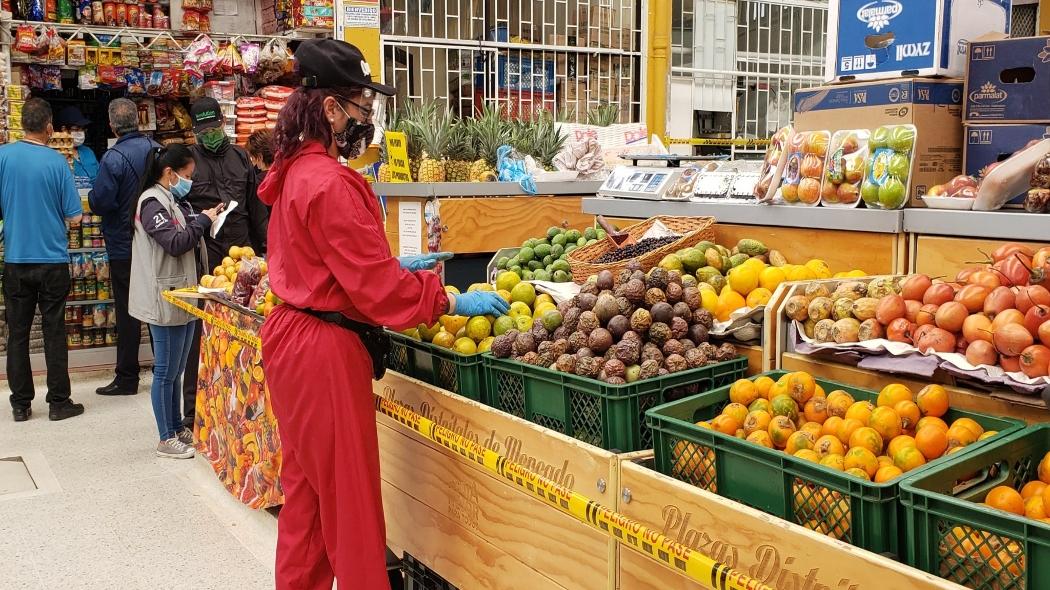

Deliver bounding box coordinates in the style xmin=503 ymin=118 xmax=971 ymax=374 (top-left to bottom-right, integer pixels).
xmin=258 ymin=142 xmax=448 ymax=589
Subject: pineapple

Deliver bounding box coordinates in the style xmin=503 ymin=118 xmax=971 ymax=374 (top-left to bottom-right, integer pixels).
xmin=444 ymin=119 xmax=475 ymax=183
xmin=410 ymin=102 xmax=452 ymax=183
xmin=377 ymin=162 xmax=392 ymax=182
xmin=587 ymin=102 xmax=620 ymax=127
xmin=532 ymin=113 xmax=567 ymax=171
xmin=467 ymin=103 xmax=510 ymax=182
xmin=396 ymin=100 xmax=427 ymax=181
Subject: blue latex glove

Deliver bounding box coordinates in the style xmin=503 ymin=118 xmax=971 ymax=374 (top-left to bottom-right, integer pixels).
xmin=453 ymin=291 xmax=510 ymax=317
xmin=398 ymin=251 xmax=453 ymax=271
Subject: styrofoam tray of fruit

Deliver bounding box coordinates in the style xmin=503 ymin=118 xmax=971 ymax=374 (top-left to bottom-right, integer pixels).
xmin=820 ymin=129 xmax=868 ymax=208
xmin=860 ymin=125 xmax=916 ymax=210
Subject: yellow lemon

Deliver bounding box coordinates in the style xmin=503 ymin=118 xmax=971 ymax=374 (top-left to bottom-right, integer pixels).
xmin=847 ymin=269 xmax=868 ymax=278
xmin=700 ymin=289 xmax=720 ymax=312
xmin=533 ymin=302 xmax=557 ymax=318
xmin=496 ymin=289 xmax=512 ymax=303
xmin=508 ymin=301 xmax=532 ymax=319
xmin=453 ymin=337 xmax=478 ymax=354
xmin=805 ymin=259 xmax=832 ymax=279
xmin=727 ymin=266 xmax=759 ymax=295
xmin=432 ymin=330 xmax=455 ymax=348
xmin=510 ymin=282 xmax=537 ymax=307
xmin=742 ymin=257 xmax=767 ymax=272
xmin=477 ymin=336 xmax=495 ymax=353
xmin=466 ymin=316 xmax=492 ymax=341
xmin=535 ymin=293 xmax=555 ymax=307
xmin=746 ymin=288 xmax=772 ymax=308
xmin=495 ymin=271 xmax=521 ymax=292
xmin=759 ymin=266 xmax=786 ymax=291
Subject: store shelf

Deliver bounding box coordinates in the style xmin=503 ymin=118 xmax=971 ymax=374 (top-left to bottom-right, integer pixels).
xmin=582 ymin=197 xmax=905 ymax=233
xmin=68 ymin=247 xmax=106 ymax=254
xmin=66 ymin=299 xmax=114 ymax=306
xmin=373 ymin=181 xmax=604 ymax=198
xmin=0 ymin=342 xmax=153 ymax=377
xmin=903 ymin=208 xmax=1050 ymax=241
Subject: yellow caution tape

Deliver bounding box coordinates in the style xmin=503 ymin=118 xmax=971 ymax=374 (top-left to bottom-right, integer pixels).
xmin=375 ymin=396 xmax=773 ymax=590
xmin=162 ymin=291 xmax=263 ymax=348
xmin=666 ymin=137 xmax=772 ymax=147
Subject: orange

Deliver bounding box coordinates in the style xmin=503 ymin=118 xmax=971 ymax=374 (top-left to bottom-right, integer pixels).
xmin=877 ymin=455 xmax=895 ymax=468
xmin=951 ymin=417 xmax=985 ymax=439
xmin=874 ymin=465 xmax=903 ymax=483
xmin=822 ymin=416 xmax=844 ymax=438
xmin=823 ymin=497 xmax=853 ymax=539
xmin=768 ymin=416 xmax=796 ymax=449
xmin=848 ymin=427 xmax=885 ymax=455
xmin=735 ymin=429 xmax=746 ymax=439
xmin=794 ymin=449 xmax=821 ymax=463
xmin=1038 ymin=451 xmax=1050 ymax=484
xmin=893 ymin=445 xmax=927 ymax=473
xmin=785 ymin=431 xmax=816 ymax=455
xmin=894 ymin=400 xmax=921 ymax=432
xmin=770 ymin=394 xmax=801 ymax=423
xmin=949 ymin=526 xmax=993 ymax=560
xmin=786 ymin=372 xmax=817 ymax=405
xmin=814 ymin=384 xmax=826 ymax=398
xmin=844 ymin=447 xmax=879 ymax=478
xmin=985 ymin=485 xmax=1025 ymax=515
xmin=729 ymin=379 xmax=760 ymax=406
xmin=886 ymin=435 xmax=917 ymax=458
xmin=978 ymin=430 xmax=998 ymax=441
xmin=877 ymin=383 xmax=913 ymax=408
xmin=743 ymin=410 xmax=772 ymax=436
xmin=696 ymin=421 xmax=712 ymax=429
xmin=710 ymin=415 xmax=740 ymax=436
xmin=916 ymin=384 xmax=949 ymax=417
xmin=989 ymin=543 xmax=1024 ymax=577
xmin=916 ymin=416 xmax=949 ymax=433
xmin=820 ymin=454 xmax=845 ymax=471
xmin=803 ymin=397 xmax=829 ymax=424
xmin=800 ymin=422 xmax=823 ymax=441
xmin=946 ymin=424 xmax=978 ymax=449
xmin=825 ymin=390 xmax=855 ymax=418
xmin=722 ymin=403 xmax=749 ymax=426
xmin=845 ymin=400 xmax=875 ymax=424
xmin=1042 ymin=483 xmax=1050 ymax=511
xmin=815 ymin=434 xmax=845 ymax=458
xmin=747 ymin=431 xmax=774 ymax=448
xmin=836 ymin=418 xmax=864 ymax=446
xmin=1021 ymin=480 xmax=1048 ymax=500
xmin=845 ymin=467 xmax=872 ymax=481
xmin=914 ymin=426 xmax=949 ymax=460
xmin=1025 ymin=496 xmax=1048 ymax=519
xmin=748 ymin=398 xmax=773 ymax=414
xmin=868 ymin=406 xmax=903 ymax=441
xmin=753 ymin=376 xmax=775 ymax=399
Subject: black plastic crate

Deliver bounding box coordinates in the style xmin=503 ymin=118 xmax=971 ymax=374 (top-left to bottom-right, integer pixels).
xmin=402 ymin=553 xmax=458 ymax=590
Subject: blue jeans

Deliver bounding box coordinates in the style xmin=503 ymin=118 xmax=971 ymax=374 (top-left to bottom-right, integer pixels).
xmin=149 ymin=323 xmax=197 ymax=440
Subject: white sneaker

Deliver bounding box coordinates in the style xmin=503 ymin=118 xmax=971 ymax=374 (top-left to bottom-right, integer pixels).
xmin=157 ymin=437 xmax=195 ymax=459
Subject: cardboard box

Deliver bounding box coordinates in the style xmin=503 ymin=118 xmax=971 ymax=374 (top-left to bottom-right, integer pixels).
xmin=963 ymin=124 xmax=1050 ymax=206
xmin=577 ymin=4 xmax=632 ymax=50
xmin=965 ymin=36 xmax=1050 ymax=123
xmin=826 ymin=0 xmax=1010 ymax=83
xmin=793 ymin=79 xmax=964 ymax=207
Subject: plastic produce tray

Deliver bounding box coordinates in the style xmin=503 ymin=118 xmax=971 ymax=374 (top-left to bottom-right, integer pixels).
xmin=484 ymin=355 xmax=747 ymax=452
xmin=386 ymin=332 xmax=487 ymax=403
xmin=646 ymin=370 xmax=1024 ymax=557
xmin=901 ymin=425 xmax=1050 ymax=590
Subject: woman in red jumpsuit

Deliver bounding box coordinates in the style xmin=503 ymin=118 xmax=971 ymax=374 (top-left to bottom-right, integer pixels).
xmin=258 ymin=39 xmax=508 ymax=589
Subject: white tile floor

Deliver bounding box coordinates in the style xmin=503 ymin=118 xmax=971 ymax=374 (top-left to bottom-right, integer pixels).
xmin=0 ymin=370 xmax=278 ymax=589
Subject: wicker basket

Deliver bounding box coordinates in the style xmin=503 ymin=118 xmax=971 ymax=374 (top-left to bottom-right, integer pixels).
xmin=566 ymin=215 xmax=716 ymax=283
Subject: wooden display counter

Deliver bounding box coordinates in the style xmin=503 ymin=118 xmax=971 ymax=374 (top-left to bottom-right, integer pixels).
xmin=613 ymin=453 xmax=965 ymax=590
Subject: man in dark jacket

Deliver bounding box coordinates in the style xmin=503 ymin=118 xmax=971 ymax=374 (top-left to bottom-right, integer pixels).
xmin=89 ymin=98 xmax=161 ymax=397
xmin=182 ymin=98 xmax=269 ymax=429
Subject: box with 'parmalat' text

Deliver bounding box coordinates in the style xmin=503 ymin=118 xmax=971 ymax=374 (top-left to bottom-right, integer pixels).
xmin=793 ymin=79 xmax=963 ymax=208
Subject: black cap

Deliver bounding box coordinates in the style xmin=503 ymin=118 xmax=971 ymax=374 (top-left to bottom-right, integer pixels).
xmin=190 ymin=97 xmax=223 ymax=132
xmin=57 ymin=106 xmax=91 ymax=128
xmin=294 ymin=39 xmax=395 ymax=96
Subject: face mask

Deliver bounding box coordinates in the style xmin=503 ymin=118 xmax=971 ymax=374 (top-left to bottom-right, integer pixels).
xmin=170 ymin=173 xmax=193 ymax=199
xmin=334 ymin=102 xmax=374 ymax=160
xmin=197 ymin=127 xmax=229 ymax=153
xmin=71 ymin=131 xmax=86 ymax=146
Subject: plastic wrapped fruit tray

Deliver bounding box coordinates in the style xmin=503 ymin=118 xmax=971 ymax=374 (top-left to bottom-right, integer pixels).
xmin=565 ymin=216 xmax=715 ymax=283
xmin=645 ymin=371 xmax=1023 ymax=558
xmin=386 ymin=332 xmax=487 ymax=403
xmin=483 ymin=354 xmax=746 ymax=452
xmin=900 ymin=425 xmax=1050 ymax=590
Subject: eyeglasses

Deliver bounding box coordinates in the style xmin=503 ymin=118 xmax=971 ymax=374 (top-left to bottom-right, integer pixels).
xmin=334 ymin=94 xmax=374 ymax=121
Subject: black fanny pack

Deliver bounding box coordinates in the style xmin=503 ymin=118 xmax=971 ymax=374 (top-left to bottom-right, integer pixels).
xmin=299 ymin=308 xmax=390 ymax=380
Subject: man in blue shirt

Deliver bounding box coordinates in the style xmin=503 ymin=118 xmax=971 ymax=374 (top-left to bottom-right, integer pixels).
xmin=89 ymin=98 xmax=160 ymax=397
xmin=0 ymin=98 xmax=85 ymax=422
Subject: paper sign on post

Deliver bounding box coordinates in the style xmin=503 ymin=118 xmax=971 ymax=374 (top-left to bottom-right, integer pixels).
xmin=384 ymin=131 xmax=412 ymax=183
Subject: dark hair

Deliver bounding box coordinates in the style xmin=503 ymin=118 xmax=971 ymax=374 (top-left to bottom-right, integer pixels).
xmin=22 ymin=98 xmax=53 ymax=134
xmin=272 ymin=73 xmax=363 ymax=159
xmin=129 ymin=144 xmax=195 ymax=231
xmin=246 ymin=129 xmax=274 ymax=167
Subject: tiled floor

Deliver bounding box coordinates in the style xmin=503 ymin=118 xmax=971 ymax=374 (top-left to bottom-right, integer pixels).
xmin=0 ymin=370 xmax=277 ymax=589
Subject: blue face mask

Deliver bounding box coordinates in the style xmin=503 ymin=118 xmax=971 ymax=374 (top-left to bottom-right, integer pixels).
xmin=170 ymin=173 xmax=193 ymax=200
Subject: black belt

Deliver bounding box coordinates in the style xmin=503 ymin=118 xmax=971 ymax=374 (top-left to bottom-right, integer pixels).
xmin=298 ymin=308 xmax=390 ymax=380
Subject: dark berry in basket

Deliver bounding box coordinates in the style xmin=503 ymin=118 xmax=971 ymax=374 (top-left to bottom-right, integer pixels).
xmin=594 ymin=236 xmax=680 ymax=263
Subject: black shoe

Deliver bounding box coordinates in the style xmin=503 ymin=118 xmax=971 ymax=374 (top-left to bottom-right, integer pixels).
xmin=13 ymin=407 xmax=31 ymax=422
xmin=96 ymin=382 xmax=137 ymax=396
xmin=49 ymin=401 xmax=85 ymax=421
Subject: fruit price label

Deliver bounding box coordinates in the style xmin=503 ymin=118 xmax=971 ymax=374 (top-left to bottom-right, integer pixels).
xmin=384 ymin=131 xmax=412 ymax=183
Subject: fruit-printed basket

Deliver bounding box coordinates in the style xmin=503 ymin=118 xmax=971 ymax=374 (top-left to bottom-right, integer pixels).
xmin=645 ymin=371 xmax=1023 ymax=557
xmin=387 ymin=331 xmax=488 ymax=403
xmin=565 ymin=215 xmax=715 ymax=283
xmin=900 ymin=425 xmax=1050 ymax=590
xmin=483 ymin=354 xmax=747 ymax=452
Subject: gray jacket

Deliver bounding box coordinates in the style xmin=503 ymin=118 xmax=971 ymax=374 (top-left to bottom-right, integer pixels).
xmin=129 ymin=185 xmax=206 ymax=326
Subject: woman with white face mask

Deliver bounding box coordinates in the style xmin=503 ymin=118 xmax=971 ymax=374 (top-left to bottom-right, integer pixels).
xmin=56 ymin=106 xmax=100 ymax=188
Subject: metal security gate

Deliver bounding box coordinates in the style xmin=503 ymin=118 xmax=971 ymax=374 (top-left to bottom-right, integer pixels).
xmin=669 ymin=0 xmax=828 ymax=156
xmin=380 ymin=0 xmax=645 ymax=122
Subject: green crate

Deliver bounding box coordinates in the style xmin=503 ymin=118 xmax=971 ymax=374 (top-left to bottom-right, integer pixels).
xmin=900 ymin=425 xmax=1050 ymax=590
xmin=386 ymin=332 xmax=487 ymax=403
xmin=483 ymin=355 xmax=747 ymax=451
xmin=645 ymin=370 xmax=1024 ymax=558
